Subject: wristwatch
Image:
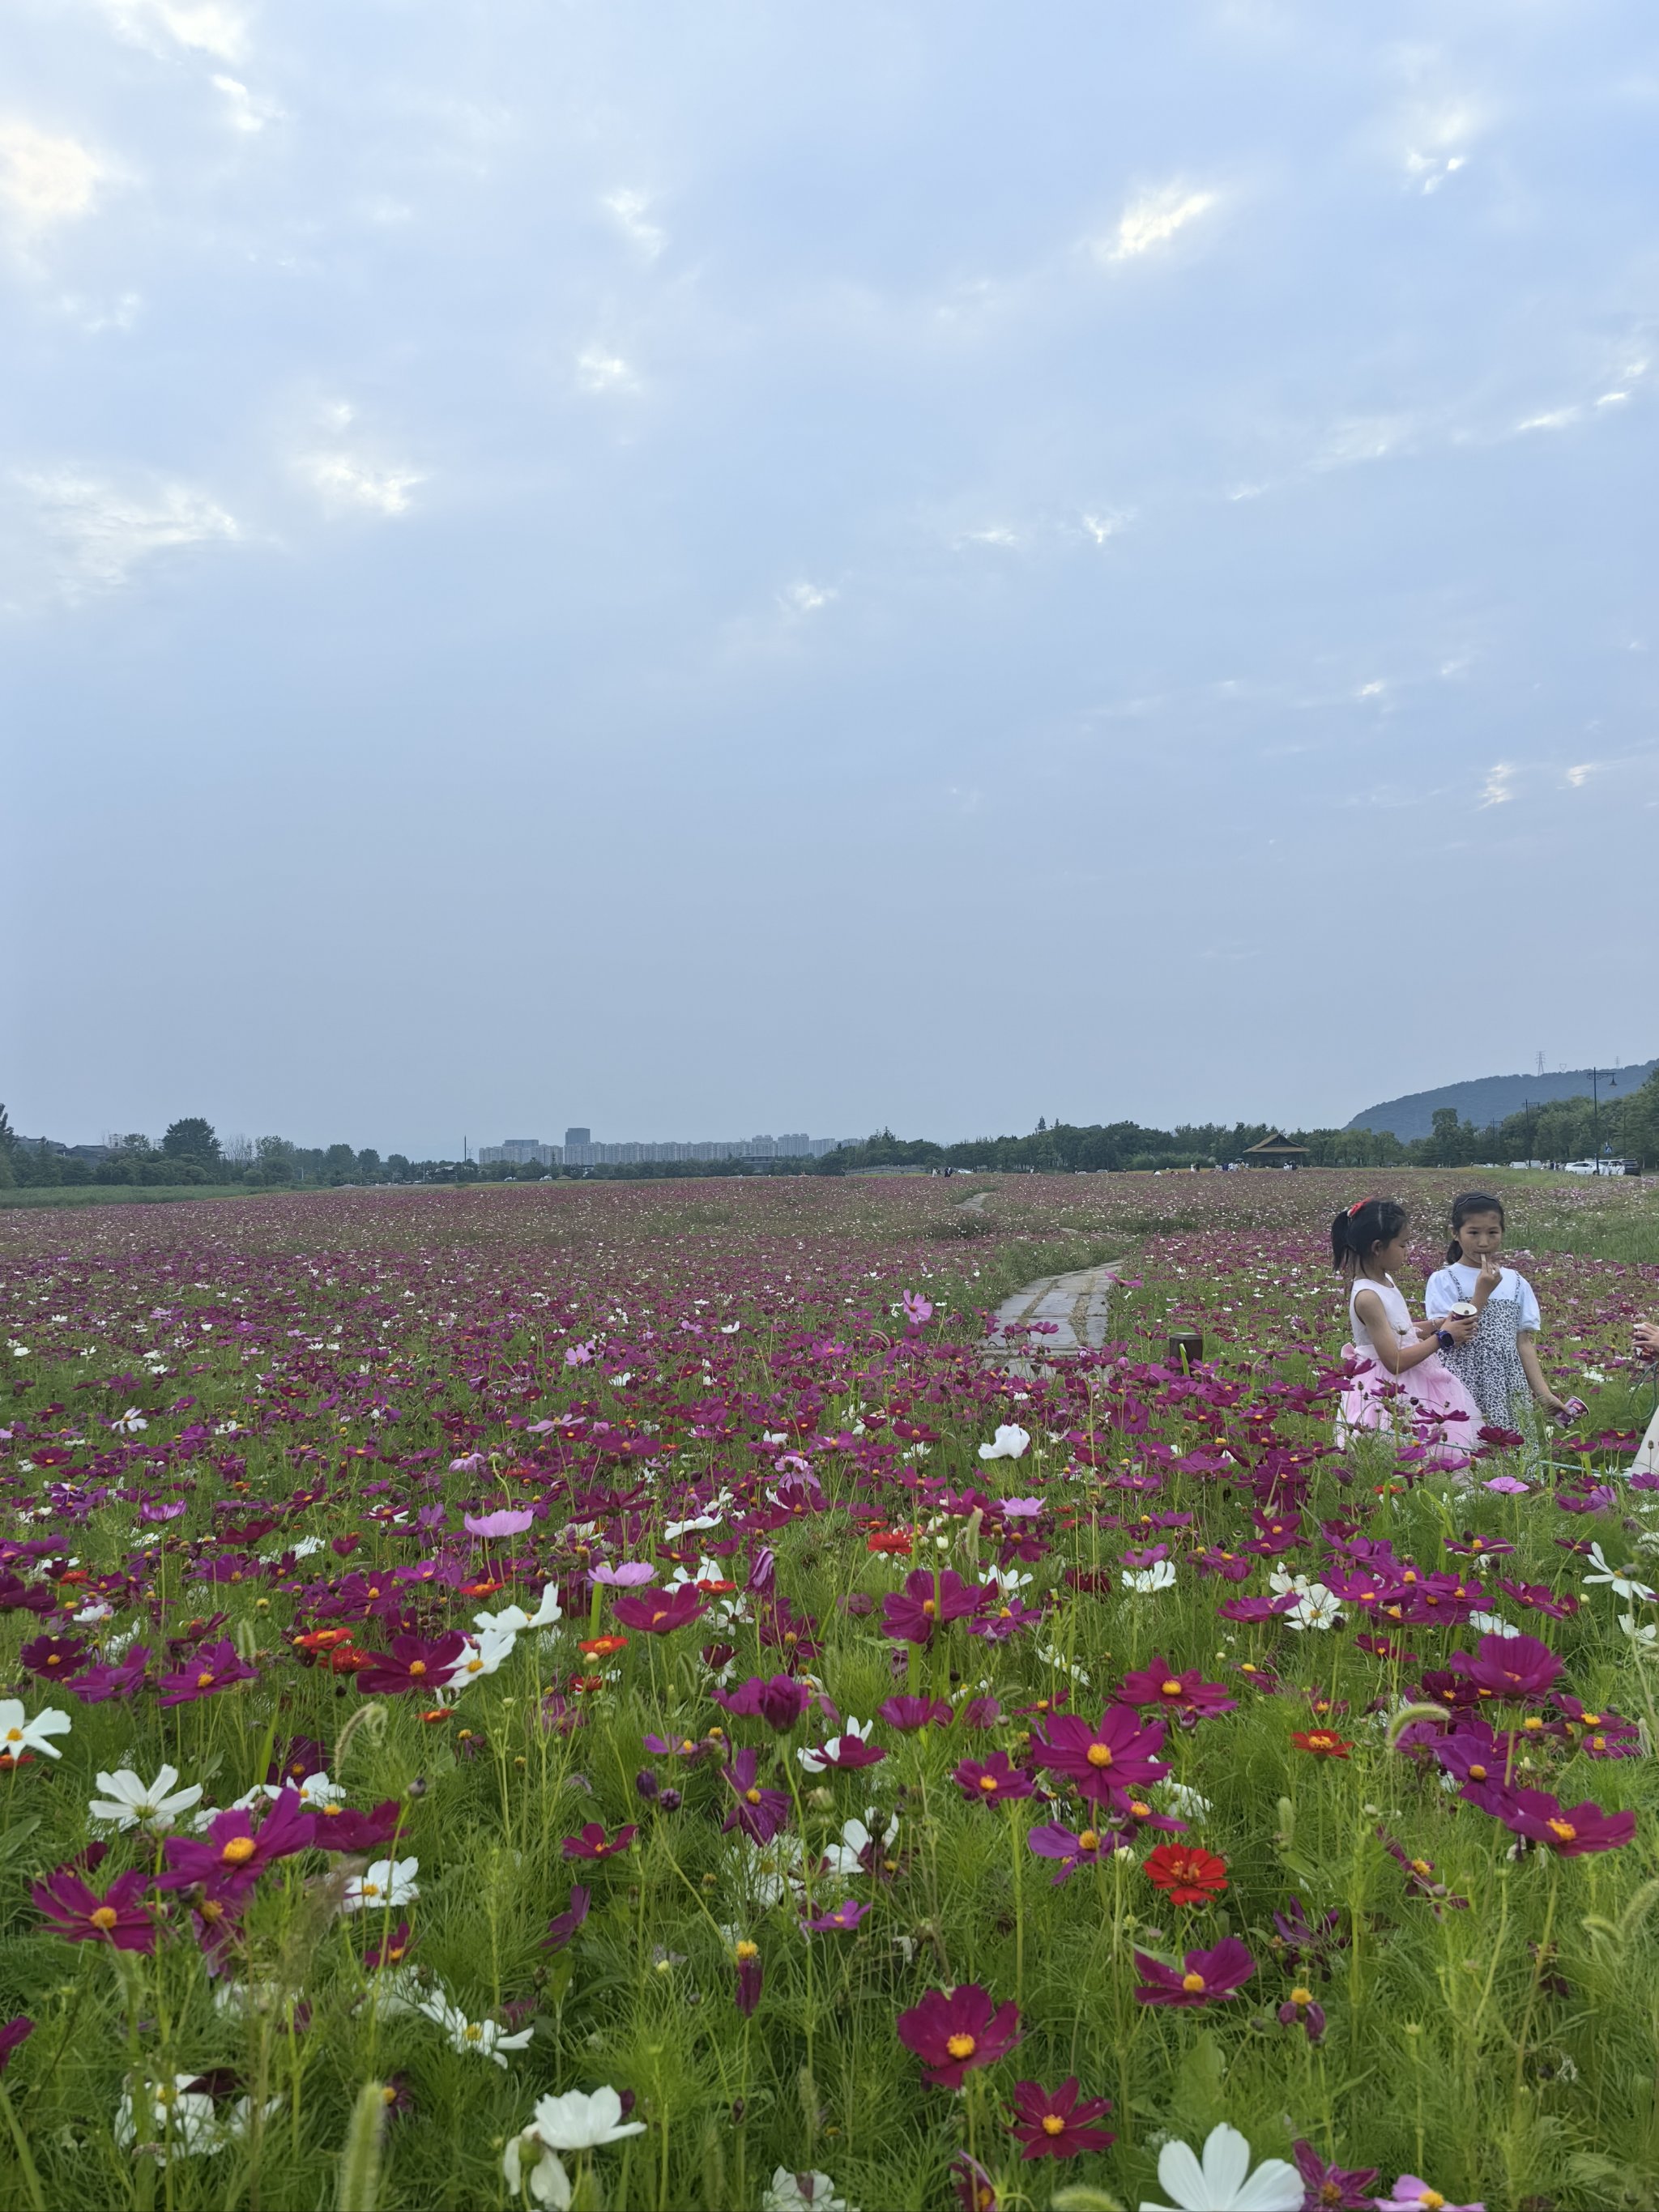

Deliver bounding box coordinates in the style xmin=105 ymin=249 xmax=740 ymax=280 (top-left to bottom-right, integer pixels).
xmin=1435 ymin=1329 xmax=1455 ymax=1352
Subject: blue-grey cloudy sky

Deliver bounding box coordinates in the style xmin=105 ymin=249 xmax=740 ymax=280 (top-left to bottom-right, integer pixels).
xmin=5 ymin=0 xmax=1657 ymax=1157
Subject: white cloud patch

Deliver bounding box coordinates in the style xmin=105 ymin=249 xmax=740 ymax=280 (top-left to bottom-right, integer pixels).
xmin=0 ymin=122 xmax=107 ymax=234
xmin=603 ymin=189 xmax=665 ymax=260
xmin=212 ymin=75 xmax=284 ymax=134
xmin=1080 ymin=509 xmax=1132 ymax=543
xmin=953 ymin=525 xmax=1020 ymax=550
xmin=13 ymin=468 xmax=238 ymax=599
xmin=778 ymin=580 xmax=834 ymax=616
xmin=96 ymin=0 xmax=248 ymax=62
xmin=296 ymin=453 xmax=424 ymax=516
xmin=1098 ymin=182 xmax=1217 ymax=263
xmin=1399 ymin=95 xmax=1482 ymax=194
xmin=1515 ymin=406 xmax=1580 ymax=433
xmin=1565 ymin=762 xmax=1600 ymax=788
xmin=576 ymin=347 xmax=638 ymax=394
xmin=1478 ymin=761 xmax=1516 ymax=808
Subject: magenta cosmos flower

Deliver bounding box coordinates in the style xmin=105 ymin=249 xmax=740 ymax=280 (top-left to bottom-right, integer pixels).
xmin=881 ymin=1569 xmax=987 ymax=1647
xmin=1115 ymin=1656 xmax=1236 ymax=1720
xmin=1026 ymin=1822 xmax=1110 ymax=1884
xmin=896 ymin=1984 xmax=1021 ymax=2088
xmin=1005 ymin=2076 xmax=1114 ymax=2159
xmin=1293 ymin=2142 xmax=1379 ymax=2208
xmin=159 ymin=1791 xmax=316 ymax=1903
xmin=352 ymin=1632 xmax=468 ymax=1698
xmin=157 ymin=1638 xmax=258 ymax=1707
xmin=877 ymin=1695 xmax=952 ymax=1731
xmin=720 ymin=1747 xmax=791 ymax=1844
xmin=952 ymin=1751 xmax=1035 ymax=1805
xmin=1451 ymin=1631 xmax=1561 ymax=1703
xmin=32 ymin=1866 xmax=157 ymax=1952
xmin=561 ymin=1822 xmax=637 ymax=1860
xmin=611 ymin=1584 xmax=707 ymax=1634
xmin=712 ymin=1674 xmax=812 ymax=1731
xmin=1477 ymin=1783 xmax=1635 ymax=1856
xmin=1028 ymin=1703 xmax=1170 ymax=1805
xmin=1133 ymin=1937 xmax=1256 ymax=2008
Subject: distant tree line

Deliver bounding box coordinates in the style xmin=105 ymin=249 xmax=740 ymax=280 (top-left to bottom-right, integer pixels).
xmin=3 ymin=1071 xmax=1657 ymax=1193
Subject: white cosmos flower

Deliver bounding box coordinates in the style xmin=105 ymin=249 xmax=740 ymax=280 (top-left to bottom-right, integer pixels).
xmin=520 ymin=2085 xmax=647 ymax=2150
xmin=821 ymin=1813 xmax=896 ymax=1882
xmin=111 ymin=1408 xmax=148 ymax=1434
xmin=474 ymin=1580 xmax=562 ymax=1636
xmin=978 ymin=1423 xmax=1031 ymax=1461
xmin=1160 ymin=1781 xmax=1212 ymax=1820
xmin=113 ymin=2074 xmax=220 ymax=2161
xmin=1140 ymin=2121 xmax=1302 ymax=2212
xmin=418 ymin=1990 xmax=535 ymax=2067
xmin=762 ymin=2170 xmax=859 ymax=2212
xmin=1123 ymin=1560 xmax=1177 ymax=1595
xmin=88 ymin=1765 xmax=203 ymax=1834
xmin=664 ymin=1511 xmax=722 ymax=1541
xmin=0 ymin=1700 xmax=70 ymax=1760
xmin=1618 ymin=1613 xmax=1659 ymax=1651
xmin=502 ymin=2129 xmax=573 ymax=2208
xmin=444 ymin=1627 xmax=517 ymax=1687
xmin=1466 ymin=1611 xmax=1520 ymax=1639
xmin=1584 ymin=1543 xmax=1657 ymax=1604
xmin=341 ymin=1856 xmax=420 ymax=1913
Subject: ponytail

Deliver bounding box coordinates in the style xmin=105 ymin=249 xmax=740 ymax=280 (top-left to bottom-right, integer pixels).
xmin=1447 ymin=1190 xmax=1504 ymax=1264
xmin=1331 ymin=1196 xmax=1408 ymax=1276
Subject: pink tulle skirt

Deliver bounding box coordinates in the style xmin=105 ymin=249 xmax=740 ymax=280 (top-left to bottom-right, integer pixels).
xmin=1337 ymin=1347 xmax=1483 ymax=1470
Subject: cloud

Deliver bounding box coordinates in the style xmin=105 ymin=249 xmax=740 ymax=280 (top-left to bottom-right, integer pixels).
xmin=1080 ymin=509 xmax=1132 ymax=544
xmin=778 ymin=580 xmax=834 ymax=616
xmin=1514 ymin=406 xmax=1580 ymax=433
xmin=0 ymin=121 xmax=107 ymax=235
xmin=13 ymin=468 xmax=239 ymax=598
xmin=575 ymin=347 xmax=638 ymax=394
xmin=296 ymin=452 xmax=424 ymax=516
xmin=953 ymin=524 xmax=1020 ymax=550
xmin=95 ymin=0 xmax=248 ymax=62
xmin=1397 ymin=93 xmax=1482 ymax=194
xmin=1478 ymin=761 xmax=1516 ymax=808
xmin=1565 ymin=762 xmax=1602 ymax=788
xmin=212 ymin=75 xmax=284 ymax=134
xmin=603 ymin=189 xmax=665 ymax=260
xmin=53 ymin=290 xmax=143 ymax=334
xmin=1097 ymin=182 xmax=1218 ymax=263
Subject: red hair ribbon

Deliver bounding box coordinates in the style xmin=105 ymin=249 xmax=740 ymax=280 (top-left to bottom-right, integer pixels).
xmin=1346 ymin=1197 xmax=1377 ymax=1217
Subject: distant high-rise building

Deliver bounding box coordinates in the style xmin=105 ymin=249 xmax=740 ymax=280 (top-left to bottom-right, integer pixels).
xmin=565 ymin=1127 xmax=591 ymax=1148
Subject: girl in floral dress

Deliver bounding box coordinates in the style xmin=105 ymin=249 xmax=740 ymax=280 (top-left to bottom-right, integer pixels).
xmin=1332 ymin=1197 xmax=1480 ymax=1467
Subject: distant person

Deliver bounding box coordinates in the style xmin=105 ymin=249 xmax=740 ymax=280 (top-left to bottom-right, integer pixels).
xmin=1423 ymin=1191 xmax=1571 ymax=1427
xmin=1332 ymin=1197 xmax=1479 ymax=1465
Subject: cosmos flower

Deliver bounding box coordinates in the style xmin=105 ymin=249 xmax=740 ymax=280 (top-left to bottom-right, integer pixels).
xmin=896 ymin=1984 xmax=1021 ymax=2089
xmin=341 ymin=1856 xmax=420 ymax=1913
xmin=952 ymin=1752 xmax=1035 ymax=1805
xmin=1133 ymin=1937 xmax=1256 ymax=2008
xmin=156 ymin=1641 xmax=258 ymax=1707
xmin=1142 ymin=1843 xmax=1228 ymax=1905
xmin=32 ymin=1865 xmax=156 ymax=1951
xmin=1004 ymin=2075 xmax=1114 ymax=2159
xmin=88 ymin=1765 xmax=204 ymax=1835
xmin=1139 ymin=2124 xmax=1302 ymax=2210
xmin=0 ymin=1700 xmax=71 ymax=1761
xmin=514 ymin=2086 xmax=646 ymax=2150
xmin=417 ymin=1989 xmax=535 ymax=2066
xmin=1028 ymin=1704 xmax=1170 ymax=1805
xmin=978 ymin=1425 xmax=1030 ymax=1460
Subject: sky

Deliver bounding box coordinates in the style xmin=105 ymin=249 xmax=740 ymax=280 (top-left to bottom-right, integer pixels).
xmin=5 ymin=1 xmax=1659 ymax=1158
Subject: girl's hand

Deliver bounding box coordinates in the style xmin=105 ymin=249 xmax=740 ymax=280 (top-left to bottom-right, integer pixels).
xmin=1473 ymin=1254 xmax=1503 ymax=1308
xmin=1440 ymin=1313 xmax=1477 ymax=1345
xmin=1635 ymin=1319 xmax=1659 ymax=1361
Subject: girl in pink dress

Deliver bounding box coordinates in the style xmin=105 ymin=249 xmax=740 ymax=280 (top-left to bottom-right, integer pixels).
xmin=1331 ymin=1197 xmax=1482 ymax=1469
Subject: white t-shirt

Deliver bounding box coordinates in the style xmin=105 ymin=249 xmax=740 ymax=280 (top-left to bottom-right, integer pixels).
xmin=1423 ymin=1261 xmax=1541 ymax=1334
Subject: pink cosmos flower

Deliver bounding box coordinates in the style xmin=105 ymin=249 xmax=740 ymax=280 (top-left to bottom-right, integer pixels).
xmin=1132 ymin=1937 xmax=1256 ymax=2007
xmin=1373 ymin=2180 xmax=1484 ymax=2212
xmin=802 ymin=1898 xmax=870 ymax=1933
xmin=1026 ymin=1822 xmax=1111 ymax=1884
xmin=1027 ymin=1703 xmax=1170 ymax=1805
xmin=896 ymin=1984 xmax=1021 ymax=2088
xmin=719 ymin=1748 xmax=791 ymax=1844
xmin=902 ymin=1292 xmax=935 ymax=1326
xmin=611 ymin=1584 xmax=707 ymax=1634
xmin=1005 ymin=2076 xmax=1114 ymax=2159
xmin=32 ymin=1866 xmax=156 ymax=1952
xmin=589 ymin=1562 xmax=657 ymax=1588
xmin=463 ymin=1507 xmax=533 ymax=1538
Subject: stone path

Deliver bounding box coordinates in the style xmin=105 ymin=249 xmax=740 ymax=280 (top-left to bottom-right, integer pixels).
xmin=986 ymin=1260 xmax=1120 ymax=1367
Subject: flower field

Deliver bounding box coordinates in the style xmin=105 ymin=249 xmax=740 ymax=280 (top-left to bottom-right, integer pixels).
xmin=0 ymin=1170 xmax=1656 ymax=2211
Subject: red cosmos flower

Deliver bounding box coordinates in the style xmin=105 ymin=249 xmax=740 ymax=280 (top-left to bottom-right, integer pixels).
xmin=1133 ymin=1937 xmax=1256 ymax=2007
xmin=610 ymin=1584 xmax=707 ymax=1634
xmin=157 ymin=1638 xmax=258 ymax=1707
xmin=1115 ymin=1657 xmax=1236 ymax=1720
xmin=896 ymin=1983 xmax=1021 ymax=2088
xmin=578 ymin=1634 xmax=629 ymax=1657
xmin=159 ymin=1790 xmax=317 ymax=1903
xmin=561 ymin=1821 xmax=637 ymax=1860
xmin=1027 ymin=1703 xmax=1170 ymax=1806
xmin=1005 ymin=2076 xmax=1115 ymax=2160
xmin=1142 ymin=1843 xmax=1229 ymax=1906
xmin=1292 ymin=1729 xmax=1353 ymax=1759
xmin=952 ymin=1752 xmax=1036 ymax=1805
xmin=32 ymin=1865 xmax=157 ymax=1952
xmin=866 ymin=1526 xmax=914 ymax=1556
xmin=352 ymin=1632 xmax=468 ymax=1698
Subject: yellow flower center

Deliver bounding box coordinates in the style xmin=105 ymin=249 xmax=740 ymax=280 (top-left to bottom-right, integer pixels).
xmin=91 ymin=1906 xmax=118 ymax=1930
xmin=3 ymin=1730 xmax=19 ymax=1745
xmin=1469 ymin=1763 xmax=1487 ymax=1781
xmin=978 ymin=1775 xmax=999 ymax=1792
xmin=744 ymin=1788 xmax=762 ymax=1805
xmin=921 ymin=1598 xmax=937 ymax=1617
xmin=1085 ymin=1744 xmax=1112 ymax=1767
xmin=1077 ymin=1830 xmax=1099 ymax=1852
xmin=1419 ymin=2195 xmax=1445 ymax=2211
xmin=1546 ymin=1818 xmax=1576 ymax=1843
xmin=1040 ymin=2114 xmax=1065 ymax=2136
xmin=1410 ymin=1859 xmax=1432 ymax=1877
xmin=408 ymin=1660 xmax=426 ymax=1677
xmin=463 ymin=2024 xmax=482 ymax=2041
xmin=221 ymin=1835 xmax=258 ymax=1865
xmin=945 ymin=2033 xmax=976 ymax=2060
xmin=195 ymin=1672 xmax=214 ymax=1690
xmin=1161 ymin=1679 xmax=1182 ymax=1696
xmin=1181 ymin=1971 xmax=1205 ymax=1993
xmin=735 ymin=1941 xmax=759 ymax=1961
xmin=1290 ymin=1986 xmax=1313 ymax=2006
